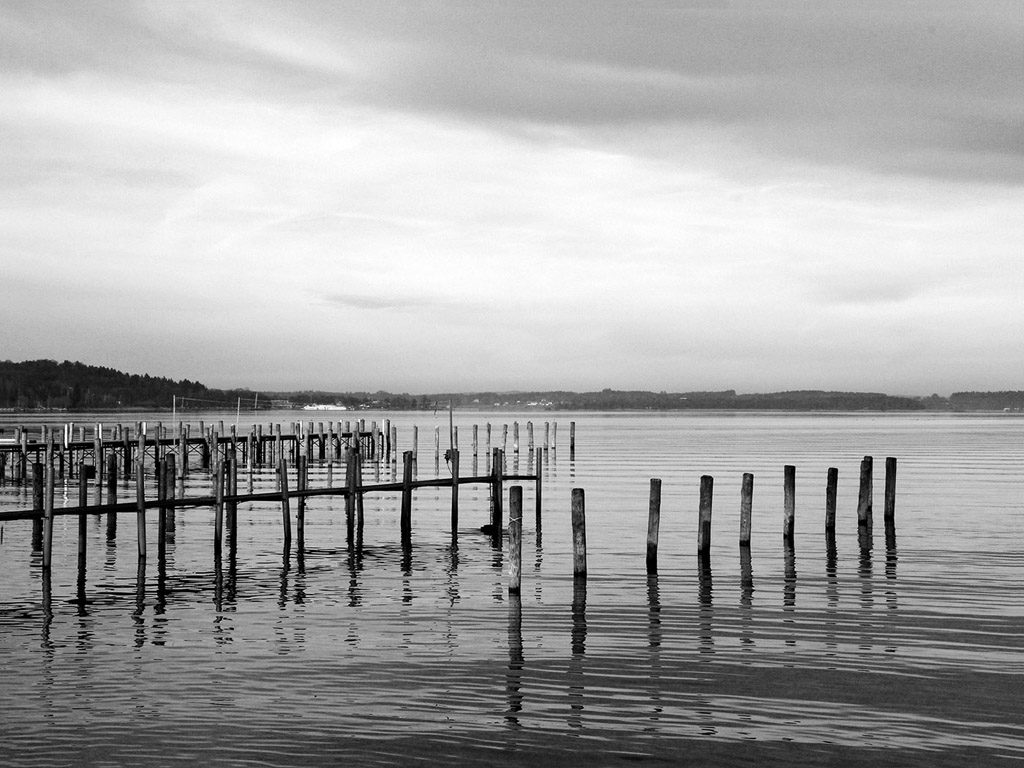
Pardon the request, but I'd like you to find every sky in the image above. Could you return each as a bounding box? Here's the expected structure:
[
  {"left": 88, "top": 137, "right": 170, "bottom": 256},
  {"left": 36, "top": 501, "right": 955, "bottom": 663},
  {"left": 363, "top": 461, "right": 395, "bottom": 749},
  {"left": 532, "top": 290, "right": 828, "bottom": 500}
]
[{"left": 2, "top": 1, "right": 1023, "bottom": 395}]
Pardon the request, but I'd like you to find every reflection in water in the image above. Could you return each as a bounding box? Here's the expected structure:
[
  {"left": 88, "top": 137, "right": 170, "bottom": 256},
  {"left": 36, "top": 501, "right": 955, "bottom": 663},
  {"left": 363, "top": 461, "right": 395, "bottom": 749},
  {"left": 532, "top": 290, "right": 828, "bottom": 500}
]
[
  {"left": 133, "top": 560, "right": 146, "bottom": 649},
  {"left": 783, "top": 545, "right": 796, "bottom": 651},
  {"left": 698, "top": 554, "right": 714, "bottom": 655},
  {"left": 646, "top": 574, "right": 663, "bottom": 731},
  {"left": 740, "top": 547, "right": 755, "bottom": 652},
  {"left": 568, "top": 575, "right": 587, "bottom": 729},
  {"left": 505, "top": 593, "right": 524, "bottom": 728}
]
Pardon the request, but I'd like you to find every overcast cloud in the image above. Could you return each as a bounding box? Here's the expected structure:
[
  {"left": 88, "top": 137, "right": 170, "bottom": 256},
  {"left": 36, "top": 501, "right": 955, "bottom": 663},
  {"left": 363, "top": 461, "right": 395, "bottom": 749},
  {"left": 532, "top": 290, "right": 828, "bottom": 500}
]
[{"left": 2, "top": 1, "right": 1022, "bottom": 394}]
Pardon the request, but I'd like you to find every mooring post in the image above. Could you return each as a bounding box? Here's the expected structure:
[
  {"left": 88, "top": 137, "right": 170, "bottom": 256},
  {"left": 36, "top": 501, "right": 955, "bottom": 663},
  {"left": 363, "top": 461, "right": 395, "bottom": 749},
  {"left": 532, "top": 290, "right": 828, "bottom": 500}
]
[
  {"left": 646, "top": 478, "right": 662, "bottom": 575},
  {"left": 157, "top": 457, "right": 167, "bottom": 559},
  {"left": 449, "top": 448, "right": 459, "bottom": 534},
  {"left": 571, "top": 488, "right": 586, "bottom": 577},
  {"left": 105, "top": 454, "right": 117, "bottom": 539},
  {"left": 509, "top": 485, "right": 523, "bottom": 594},
  {"left": 783, "top": 465, "right": 796, "bottom": 542},
  {"left": 884, "top": 457, "right": 897, "bottom": 524},
  {"left": 31, "top": 462, "right": 43, "bottom": 549},
  {"left": 164, "top": 452, "right": 176, "bottom": 531},
  {"left": 739, "top": 472, "right": 754, "bottom": 546},
  {"left": 345, "top": 446, "right": 356, "bottom": 547},
  {"left": 77, "top": 463, "right": 88, "bottom": 566},
  {"left": 491, "top": 448, "right": 504, "bottom": 541},
  {"left": 296, "top": 455, "right": 306, "bottom": 548},
  {"left": 401, "top": 450, "right": 413, "bottom": 543},
  {"left": 42, "top": 463, "right": 54, "bottom": 570},
  {"left": 278, "top": 457, "right": 291, "bottom": 552},
  {"left": 535, "top": 453, "right": 543, "bottom": 529},
  {"left": 857, "top": 456, "right": 873, "bottom": 528},
  {"left": 135, "top": 461, "right": 147, "bottom": 562},
  {"left": 825, "top": 467, "right": 838, "bottom": 541},
  {"left": 214, "top": 458, "right": 224, "bottom": 561},
  {"left": 698, "top": 475, "right": 714, "bottom": 557},
  {"left": 569, "top": 421, "right": 576, "bottom": 461}
]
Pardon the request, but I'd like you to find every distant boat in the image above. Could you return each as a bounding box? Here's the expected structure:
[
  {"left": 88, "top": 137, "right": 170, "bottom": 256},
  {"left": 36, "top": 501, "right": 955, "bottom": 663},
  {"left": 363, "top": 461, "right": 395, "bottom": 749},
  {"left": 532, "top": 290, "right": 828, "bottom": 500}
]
[{"left": 302, "top": 404, "right": 348, "bottom": 411}]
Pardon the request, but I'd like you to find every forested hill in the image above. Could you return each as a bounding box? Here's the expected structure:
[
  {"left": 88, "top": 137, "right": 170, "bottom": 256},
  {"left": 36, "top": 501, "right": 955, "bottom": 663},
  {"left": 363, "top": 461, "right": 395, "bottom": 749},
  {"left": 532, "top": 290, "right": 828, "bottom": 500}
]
[{"left": 0, "top": 359, "right": 211, "bottom": 409}]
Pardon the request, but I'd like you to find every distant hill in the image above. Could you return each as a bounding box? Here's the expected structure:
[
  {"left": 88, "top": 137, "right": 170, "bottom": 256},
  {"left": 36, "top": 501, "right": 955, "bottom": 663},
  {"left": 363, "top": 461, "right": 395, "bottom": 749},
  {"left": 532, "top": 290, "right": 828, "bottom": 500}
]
[{"left": 2, "top": 359, "right": 1018, "bottom": 412}]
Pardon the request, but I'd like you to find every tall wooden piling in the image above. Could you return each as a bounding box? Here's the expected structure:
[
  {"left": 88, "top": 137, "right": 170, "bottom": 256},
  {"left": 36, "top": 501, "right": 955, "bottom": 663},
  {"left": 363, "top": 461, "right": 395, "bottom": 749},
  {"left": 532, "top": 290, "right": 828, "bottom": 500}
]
[
  {"left": 135, "top": 462, "right": 147, "bottom": 561},
  {"left": 698, "top": 475, "right": 714, "bottom": 557},
  {"left": 345, "top": 445, "right": 357, "bottom": 547},
  {"left": 569, "top": 421, "right": 575, "bottom": 460},
  {"left": 491, "top": 448, "right": 504, "bottom": 542},
  {"left": 740, "top": 472, "right": 754, "bottom": 546},
  {"left": 783, "top": 465, "right": 796, "bottom": 542},
  {"left": 77, "top": 464, "right": 88, "bottom": 565},
  {"left": 42, "top": 463, "right": 54, "bottom": 569},
  {"left": 509, "top": 486, "right": 523, "bottom": 593},
  {"left": 296, "top": 456, "right": 306, "bottom": 547},
  {"left": 213, "top": 459, "right": 224, "bottom": 560},
  {"left": 825, "top": 467, "right": 838, "bottom": 540},
  {"left": 278, "top": 457, "right": 291, "bottom": 551},
  {"left": 857, "top": 456, "right": 873, "bottom": 528},
  {"left": 646, "top": 478, "right": 661, "bottom": 575},
  {"left": 884, "top": 457, "right": 897, "bottom": 524},
  {"left": 31, "top": 462, "right": 43, "bottom": 549},
  {"left": 401, "top": 450, "right": 413, "bottom": 543},
  {"left": 571, "top": 488, "right": 586, "bottom": 577},
  {"left": 106, "top": 454, "right": 117, "bottom": 539},
  {"left": 449, "top": 449, "right": 459, "bottom": 534}
]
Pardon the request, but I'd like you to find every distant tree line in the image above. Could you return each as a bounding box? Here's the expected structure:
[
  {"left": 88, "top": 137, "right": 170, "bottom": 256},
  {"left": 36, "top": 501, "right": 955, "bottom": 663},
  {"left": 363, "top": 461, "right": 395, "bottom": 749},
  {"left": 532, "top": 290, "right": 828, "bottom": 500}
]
[{"left": 3, "top": 359, "right": 1021, "bottom": 412}]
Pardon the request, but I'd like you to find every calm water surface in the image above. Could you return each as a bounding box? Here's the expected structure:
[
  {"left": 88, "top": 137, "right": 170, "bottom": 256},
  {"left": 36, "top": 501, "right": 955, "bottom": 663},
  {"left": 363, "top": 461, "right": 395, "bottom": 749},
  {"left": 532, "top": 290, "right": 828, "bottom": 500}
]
[{"left": 1, "top": 411, "right": 1022, "bottom": 767}]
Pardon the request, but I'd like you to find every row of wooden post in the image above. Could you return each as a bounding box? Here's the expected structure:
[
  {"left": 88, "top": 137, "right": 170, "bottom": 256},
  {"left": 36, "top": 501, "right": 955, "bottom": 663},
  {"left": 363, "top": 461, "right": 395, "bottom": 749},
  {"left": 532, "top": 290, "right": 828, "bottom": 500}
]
[{"left": 644, "top": 456, "right": 897, "bottom": 574}]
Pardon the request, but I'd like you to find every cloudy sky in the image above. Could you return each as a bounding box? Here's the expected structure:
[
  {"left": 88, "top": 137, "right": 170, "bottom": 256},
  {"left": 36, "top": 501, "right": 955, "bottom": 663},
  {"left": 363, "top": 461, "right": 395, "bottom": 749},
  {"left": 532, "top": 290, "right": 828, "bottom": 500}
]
[{"left": 2, "top": 2, "right": 1022, "bottom": 395}]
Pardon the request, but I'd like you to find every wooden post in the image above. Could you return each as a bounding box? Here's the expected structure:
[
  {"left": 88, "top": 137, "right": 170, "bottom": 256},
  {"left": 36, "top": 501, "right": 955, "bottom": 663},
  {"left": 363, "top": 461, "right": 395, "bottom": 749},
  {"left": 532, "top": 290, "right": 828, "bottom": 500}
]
[
  {"left": 513, "top": 422, "right": 519, "bottom": 454},
  {"left": 106, "top": 454, "right": 117, "bottom": 539},
  {"left": 213, "top": 458, "right": 224, "bottom": 561},
  {"left": 739, "top": 472, "right": 753, "bottom": 546},
  {"left": 401, "top": 450, "right": 413, "bottom": 543},
  {"left": 42, "top": 463, "right": 54, "bottom": 569},
  {"left": 884, "top": 457, "right": 897, "bottom": 524},
  {"left": 278, "top": 457, "right": 291, "bottom": 551},
  {"left": 491, "top": 448, "right": 504, "bottom": 541},
  {"left": 31, "top": 462, "right": 43, "bottom": 549},
  {"left": 571, "top": 488, "right": 586, "bottom": 577},
  {"left": 164, "top": 453, "right": 176, "bottom": 532},
  {"left": 345, "top": 446, "right": 356, "bottom": 547},
  {"left": 569, "top": 421, "right": 576, "bottom": 460},
  {"left": 783, "top": 465, "right": 796, "bottom": 542},
  {"left": 135, "top": 461, "right": 147, "bottom": 561},
  {"left": 857, "top": 456, "right": 873, "bottom": 528},
  {"left": 472, "top": 424, "right": 479, "bottom": 458},
  {"left": 157, "top": 458, "right": 167, "bottom": 558},
  {"left": 535, "top": 452, "right": 543, "bottom": 528},
  {"left": 646, "top": 478, "right": 661, "bottom": 575},
  {"left": 509, "top": 485, "right": 523, "bottom": 593},
  {"left": 450, "top": 448, "right": 460, "bottom": 534},
  {"left": 698, "top": 475, "right": 713, "bottom": 556},
  {"left": 825, "top": 467, "right": 838, "bottom": 539},
  {"left": 78, "top": 463, "right": 88, "bottom": 565},
  {"left": 296, "top": 455, "right": 306, "bottom": 548}
]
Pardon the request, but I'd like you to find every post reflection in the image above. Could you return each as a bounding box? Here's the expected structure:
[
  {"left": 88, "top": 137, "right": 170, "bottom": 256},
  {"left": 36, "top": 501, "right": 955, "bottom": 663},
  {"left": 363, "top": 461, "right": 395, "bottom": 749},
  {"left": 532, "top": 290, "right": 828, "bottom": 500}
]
[
  {"left": 739, "top": 547, "right": 755, "bottom": 651},
  {"left": 505, "top": 592, "right": 524, "bottom": 728},
  {"left": 697, "top": 554, "right": 714, "bottom": 655},
  {"left": 445, "top": 539, "right": 460, "bottom": 607},
  {"left": 783, "top": 545, "right": 796, "bottom": 651},
  {"left": 646, "top": 574, "right": 663, "bottom": 730},
  {"left": 133, "top": 559, "right": 146, "bottom": 648},
  {"left": 567, "top": 575, "right": 587, "bottom": 729}
]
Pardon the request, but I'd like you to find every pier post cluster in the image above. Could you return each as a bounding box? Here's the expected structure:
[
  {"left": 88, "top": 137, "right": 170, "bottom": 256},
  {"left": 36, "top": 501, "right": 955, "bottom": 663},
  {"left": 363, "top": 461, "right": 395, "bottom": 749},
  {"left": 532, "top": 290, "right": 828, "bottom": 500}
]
[
  {"left": 0, "top": 418, "right": 567, "bottom": 582},
  {"left": 641, "top": 456, "right": 897, "bottom": 574}
]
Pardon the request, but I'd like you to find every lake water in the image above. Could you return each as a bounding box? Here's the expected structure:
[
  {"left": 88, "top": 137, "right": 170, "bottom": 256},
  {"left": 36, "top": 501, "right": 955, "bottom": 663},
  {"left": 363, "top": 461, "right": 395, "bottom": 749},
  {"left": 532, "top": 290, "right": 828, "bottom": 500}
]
[{"left": 1, "top": 410, "right": 1022, "bottom": 767}]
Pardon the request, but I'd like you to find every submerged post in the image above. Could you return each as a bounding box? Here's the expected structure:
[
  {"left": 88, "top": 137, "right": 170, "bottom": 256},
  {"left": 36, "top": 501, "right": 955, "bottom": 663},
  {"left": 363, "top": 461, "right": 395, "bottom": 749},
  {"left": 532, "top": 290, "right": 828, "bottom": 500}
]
[
  {"left": 884, "top": 457, "right": 897, "bottom": 525},
  {"left": 571, "top": 488, "right": 586, "bottom": 577},
  {"left": 401, "top": 450, "right": 413, "bottom": 543},
  {"left": 825, "top": 467, "right": 838, "bottom": 541},
  {"left": 783, "top": 465, "right": 796, "bottom": 542},
  {"left": 698, "top": 475, "right": 714, "bottom": 557},
  {"left": 739, "top": 472, "right": 754, "bottom": 546},
  {"left": 646, "top": 478, "right": 661, "bottom": 575},
  {"left": 509, "top": 485, "right": 523, "bottom": 593},
  {"left": 857, "top": 456, "right": 873, "bottom": 528}
]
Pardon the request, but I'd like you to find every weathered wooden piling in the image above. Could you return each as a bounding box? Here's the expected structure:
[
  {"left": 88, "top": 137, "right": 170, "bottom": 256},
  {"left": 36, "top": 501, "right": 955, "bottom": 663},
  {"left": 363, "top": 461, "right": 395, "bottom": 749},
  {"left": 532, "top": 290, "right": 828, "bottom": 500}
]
[
  {"left": 135, "top": 462, "right": 146, "bottom": 561},
  {"left": 857, "top": 456, "right": 873, "bottom": 528},
  {"left": 740, "top": 472, "right": 754, "bottom": 546},
  {"left": 571, "top": 488, "right": 587, "bottom": 577},
  {"left": 783, "top": 465, "right": 796, "bottom": 542},
  {"left": 278, "top": 457, "right": 291, "bottom": 551},
  {"left": 213, "top": 458, "right": 224, "bottom": 560},
  {"left": 646, "top": 478, "right": 661, "bottom": 575},
  {"left": 296, "top": 455, "right": 307, "bottom": 546},
  {"left": 401, "top": 450, "right": 413, "bottom": 543},
  {"left": 42, "top": 464, "right": 54, "bottom": 568},
  {"left": 825, "top": 467, "right": 838, "bottom": 540},
  {"left": 31, "top": 462, "right": 43, "bottom": 548},
  {"left": 77, "top": 464, "right": 88, "bottom": 564},
  {"left": 509, "top": 485, "right": 523, "bottom": 593},
  {"left": 449, "top": 448, "right": 460, "bottom": 534},
  {"left": 884, "top": 457, "right": 897, "bottom": 524},
  {"left": 698, "top": 475, "right": 714, "bottom": 557},
  {"left": 345, "top": 445, "right": 357, "bottom": 547},
  {"left": 491, "top": 448, "right": 504, "bottom": 542}
]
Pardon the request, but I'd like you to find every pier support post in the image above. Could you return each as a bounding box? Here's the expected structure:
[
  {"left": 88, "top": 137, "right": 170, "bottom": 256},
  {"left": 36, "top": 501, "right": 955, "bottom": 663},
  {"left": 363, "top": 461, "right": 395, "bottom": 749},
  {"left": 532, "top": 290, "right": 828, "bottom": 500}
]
[
  {"left": 825, "top": 467, "right": 838, "bottom": 543},
  {"left": 740, "top": 472, "right": 753, "bottom": 546},
  {"left": 509, "top": 486, "right": 523, "bottom": 593},
  {"left": 783, "top": 465, "right": 796, "bottom": 542},
  {"left": 278, "top": 457, "right": 291, "bottom": 552},
  {"left": 450, "top": 449, "right": 459, "bottom": 534},
  {"left": 646, "top": 478, "right": 661, "bottom": 575},
  {"left": 857, "top": 456, "right": 873, "bottom": 528},
  {"left": 571, "top": 488, "right": 586, "bottom": 577},
  {"left": 401, "top": 450, "right": 413, "bottom": 544},
  {"left": 698, "top": 475, "right": 713, "bottom": 557}
]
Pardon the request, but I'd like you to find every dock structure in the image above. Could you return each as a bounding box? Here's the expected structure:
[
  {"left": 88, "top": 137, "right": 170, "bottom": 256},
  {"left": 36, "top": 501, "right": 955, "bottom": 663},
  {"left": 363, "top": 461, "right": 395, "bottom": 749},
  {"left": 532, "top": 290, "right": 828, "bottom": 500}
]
[{"left": 0, "top": 418, "right": 553, "bottom": 578}]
